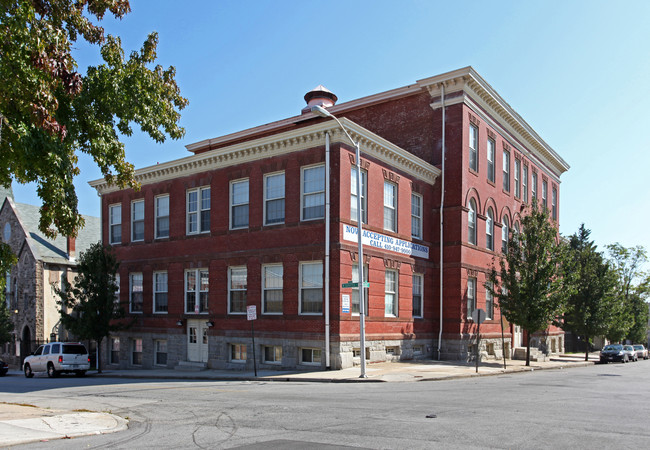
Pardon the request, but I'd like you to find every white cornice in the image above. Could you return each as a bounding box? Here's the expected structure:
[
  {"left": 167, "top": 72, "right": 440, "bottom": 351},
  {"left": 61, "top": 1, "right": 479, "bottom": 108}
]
[
  {"left": 89, "top": 120, "right": 440, "bottom": 194},
  {"left": 418, "top": 67, "right": 570, "bottom": 177}
]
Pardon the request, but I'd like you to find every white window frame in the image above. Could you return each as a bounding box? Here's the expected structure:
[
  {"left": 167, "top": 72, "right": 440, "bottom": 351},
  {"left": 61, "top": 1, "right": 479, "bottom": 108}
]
[
  {"left": 110, "top": 337, "right": 120, "bottom": 364},
  {"left": 542, "top": 180, "right": 548, "bottom": 209},
  {"left": 514, "top": 158, "right": 521, "bottom": 198},
  {"left": 262, "top": 264, "right": 283, "bottom": 315},
  {"left": 487, "top": 138, "right": 495, "bottom": 182},
  {"left": 299, "top": 261, "right": 323, "bottom": 315},
  {"left": 351, "top": 167, "right": 367, "bottom": 224},
  {"left": 467, "top": 277, "right": 476, "bottom": 319},
  {"left": 153, "top": 271, "right": 168, "bottom": 314},
  {"left": 412, "top": 273, "right": 423, "bottom": 318},
  {"left": 131, "top": 338, "right": 143, "bottom": 365},
  {"left": 301, "top": 164, "right": 325, "bottom": 221},
  {"left": 129, "top": 273, "right": 143, "bottom": 313},
  {"left": 109, "top": 203, "right": 122, "bottom": 245},
  {"left": 468, "top": 199, "right": 477, "bottom": 245},
  {"left": 184, "top": 268, "right": 209, "bottom": 314},
  {"left": 411, "top": 193, "right": 422, "bottom": 240},
  {"left": 113, "top": 273, "right": 120, "bottom": 306},
  {"left": 501, "top": 215, "right": 509, "bottom": 254},
  {"left": 228, "top": 266, "right": 247, "bottom": 314},
  {"left": 131, "top": 199, "right": 144, "bottom": 242},
  {"left": 154, "top": 339, "right": 168, "bottom": 366},
  {"left": 155, "top": 194, "right": 170, "bottom": 239},
  {"left": 384, "top": 269, "right": 398, "bottom": 317},
  {"left": 522, "top": 165, "right": 529, "bottom": 203},
  {"left": 263, "top": 345, "right": 282, "bottom": 364},
  {"left": 552, "top": 186, "right": 558, "bottom": 221},
  {"left": 383, "top": 181, "right": 397, "bottom": 232},
  {"left": 503, "top": 150, "right": 510, "bottom": 193},
  {"left": 231, "top": 343, "right": 247, "bottom": 362},
  {"left": 300, "top": 347, "right": 322, "bottom": 365},
  {"left": 469, "top": 124, "right": 478, "bottom": 172},
  {"left": 264, "top": 171, "right": 285, "bottom": 226},
  {"left": 531, "top": 171, "right": 538, "bottom": 200},
  {"left": 186, "top": 186, "right": 211, "bottom": 235},
  {"left": 486, "top": 208, "right": 494, "bottom": 251},
  {"left": 230, "top": 179, "right": 249, "bottom": 230}
]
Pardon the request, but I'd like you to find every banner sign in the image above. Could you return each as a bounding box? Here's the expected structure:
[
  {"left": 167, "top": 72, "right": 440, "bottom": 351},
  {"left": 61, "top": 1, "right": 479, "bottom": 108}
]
[{"left": 342, "top": 225, "right": 429, "bottom": 259}]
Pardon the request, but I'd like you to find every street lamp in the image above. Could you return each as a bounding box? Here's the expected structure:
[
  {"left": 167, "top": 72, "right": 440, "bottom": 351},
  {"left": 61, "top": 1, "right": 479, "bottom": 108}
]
[{"left": 311, "top": 105, "right": 367, "bottom": 378}]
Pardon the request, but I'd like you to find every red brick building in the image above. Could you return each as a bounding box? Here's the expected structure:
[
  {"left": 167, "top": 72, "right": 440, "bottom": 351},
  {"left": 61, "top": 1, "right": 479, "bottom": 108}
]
[{"left": 90, "top": 67, "right": 569, "bottom": 370}]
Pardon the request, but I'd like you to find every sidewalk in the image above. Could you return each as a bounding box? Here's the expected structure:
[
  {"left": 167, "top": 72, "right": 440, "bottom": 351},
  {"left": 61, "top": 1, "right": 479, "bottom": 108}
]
[{"left": 0, "top": 353, "right": 599, "bottom": 447}]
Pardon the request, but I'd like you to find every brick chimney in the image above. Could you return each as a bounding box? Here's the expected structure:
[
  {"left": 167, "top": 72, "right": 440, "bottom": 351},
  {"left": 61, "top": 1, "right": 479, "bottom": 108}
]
[{"left": 67, "top": 236, "right": 76, "bottom": 261}]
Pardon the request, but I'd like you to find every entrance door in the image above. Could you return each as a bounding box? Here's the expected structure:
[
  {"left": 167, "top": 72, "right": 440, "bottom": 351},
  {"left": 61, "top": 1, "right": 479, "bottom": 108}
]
[
  {"left": 514, "top": 325, "right": 523, "bottom": 347},
  {"left": 187, "top": 320, "right": 209, "bottom": 363}
]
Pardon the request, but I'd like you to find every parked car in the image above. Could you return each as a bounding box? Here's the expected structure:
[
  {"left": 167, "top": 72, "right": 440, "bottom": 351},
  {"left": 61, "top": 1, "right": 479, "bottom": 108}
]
[
  {"left": 633, "top": 344, "right": 648, "bottom": 360},
  {"left": 623, "top": 345, "right": 638, "bottom": 362},
  {"left": 23, "top": 342, "right": 90, "bottom": 378},
  {"left": 600, "top": 344, "right": 631, "bottom": 363},
  {"left": 0, "top": 359, "right": 8, "bottom": 376}
]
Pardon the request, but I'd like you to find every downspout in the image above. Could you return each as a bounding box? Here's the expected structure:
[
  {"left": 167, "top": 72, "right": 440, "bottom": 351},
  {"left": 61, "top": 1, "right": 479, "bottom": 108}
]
[
  {"left": 437, "top": 83, "right": 445, "bottom": 361},
  {"left": 325, "top": 131, "right": 331, "bottom": 369}
]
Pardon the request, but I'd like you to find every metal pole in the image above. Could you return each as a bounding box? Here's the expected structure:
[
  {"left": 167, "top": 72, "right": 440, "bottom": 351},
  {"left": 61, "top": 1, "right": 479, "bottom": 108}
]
[
  {"left": 251, "top": 320, "right": 257, "bottom": 377},
  {"left": 355, "top": 142, "right": 367, "bottom": 379}
]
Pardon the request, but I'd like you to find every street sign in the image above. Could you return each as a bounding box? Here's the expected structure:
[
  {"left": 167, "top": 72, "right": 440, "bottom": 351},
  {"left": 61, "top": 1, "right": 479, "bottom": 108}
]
[
  {"left": 471, "top": 308, "right": 487, "bottom": 325},
  {"left": 247, "top": 305, "right": 257, "bottom": 321},
  {"left": 342, "top": 281, "right": 370, "bottom": 288}
]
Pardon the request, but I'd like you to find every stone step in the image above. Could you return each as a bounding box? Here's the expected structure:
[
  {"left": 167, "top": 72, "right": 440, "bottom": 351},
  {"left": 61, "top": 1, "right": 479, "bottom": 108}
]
[
  {"left": 513, "top": 347, "right": 547, "bottom": 362},
  {"left": 175, "top": 361, "right": 208, "bottom": 371}
]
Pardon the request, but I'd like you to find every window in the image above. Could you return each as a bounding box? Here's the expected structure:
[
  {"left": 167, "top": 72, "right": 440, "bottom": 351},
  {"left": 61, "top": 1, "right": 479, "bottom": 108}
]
[
  {"left": 467, "top": 277, "right": 476, "bottom": 319},
  {"left": 114, "top": 274, "right": 120, "bottom": 306},
  {"left": 110, "top": 337, "right": 120, "bottom": 364},
  {"left": 412, "top": 273, "right": 423, "bottom": 318},
  {"left": 264, "top": 172, "right": 285, "bottom": 225},
  {"left": 185, "top": 269, "right": 209, "bottom": 314},
  {"left": 468, "top": 199, "right": 477, "bottom": 245},
  {"left": 153, "top": 271, "right": 168, "bottom": 313},
  {"left": 514, "top": 159, "right": 521, "bottom": 198},
  {"left": 300, "top": 261, "right": 323, "bottom": 314},
  {"left": 109, "top": 204, "right": 121, "bottom": 244},
  {"left": 229, "top": 266, "right": 247, "bottom": 314},
  {"left": 487, "top": 138, "right": 495, "bottom": 182},
  {"left": 522, "top": 165, "right": 529, "bottom": 203},
  {"left": 302, "top": 165, "right": 325, "bottom": 220},
  {"left": 263, "top": 346, "right": 282, "bottom": 364},
  {"left": 469, "top": 124, "right": 478, "bottom": 172},
  {"left": 132, "top": 338, "right": 142, "bottom": 365},
  {"left": 486, "top": 208, "right": 494, "bottom": 251},
  {"left": 262, "top": 265, "right": 282, "bottom": 314},
  {"left": 531, "top": 171, "right": 538, "bottom": 200},
  {"left": 187, "top": 187, "right": 210, "bottom": 234},
  {"left": 542, "top": 180, "right": 548, "bottom": 209},
  {"left": 155, "top": 195, "right": 170, "bottom": 239},
  {"left": 300, "top": 348, "right": 322, "bottom": 365},
  {"left": 501, "top": 215, "right": 509, "bottom": 254},
  {"left": 351, "top": 263, "right": 368, "bottom": 315},
  {"left": 383, "top": 181, "right": 397, "bottom": 232},
  {"left": 129, "top": 273, "right": 143, "bottom": 313},
  {"left": 385, "top": 269, "right": 398, "bottom": 317},
  {"left": 350, "top": 168, "right": 367, "bottom": 223},
  {"left": 231, "top": 343, "right": 246, "bottom": 362},
  {"left": 155, "top": 340, "right": 167, "bottom": 366},
  {"left": 503, "top": 150, "right": 510, "bottom": 192},
  {"left": 552, "top": 186, "right": 557, "bottom": 221},
  {"left": 230, "top": 179, "right": 249, "bottom": 229},
  {"left": 411, "top": 193, "right": 422, "bottom": 239},
  {"left": 131, "top": 200, "right": 144, "bottom": 241},
  {"left": 485, "top": 283, "right": 494, "bottom": 320}
]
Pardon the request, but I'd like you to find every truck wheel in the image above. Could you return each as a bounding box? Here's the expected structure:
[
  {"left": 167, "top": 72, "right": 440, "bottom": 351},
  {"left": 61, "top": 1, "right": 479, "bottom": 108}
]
[
  {"left": 47, "top": 363, "right": 59, "bottom": 378},
  {"left": 24, "top": 364, "right": 34, "bottom": 378},
  {"left": 75, "top": 370, "right": 86, "bottom": 377}
]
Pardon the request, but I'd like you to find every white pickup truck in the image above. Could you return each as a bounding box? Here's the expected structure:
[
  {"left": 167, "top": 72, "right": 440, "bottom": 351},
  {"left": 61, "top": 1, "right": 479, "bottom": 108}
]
[{"left": 23, "top": 342, "right": 90, "bottom": 378}]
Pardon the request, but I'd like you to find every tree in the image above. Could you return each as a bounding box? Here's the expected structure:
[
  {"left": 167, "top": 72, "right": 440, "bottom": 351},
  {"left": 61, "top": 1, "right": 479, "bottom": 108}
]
[
  {"left": 0, "top": 0, "right": 188, "bottom": 240},
  {"left": 607, "top": 244, "right": 649, "bottom": 344},
  {"left": 56, "top": 242, "right": 127, "bottom": 373},
  {"left": 562, "top": 225, "right": 619, "bottom": 360},
  {"left": 487, "top": 199, "right": 571, "bottom": 366}
]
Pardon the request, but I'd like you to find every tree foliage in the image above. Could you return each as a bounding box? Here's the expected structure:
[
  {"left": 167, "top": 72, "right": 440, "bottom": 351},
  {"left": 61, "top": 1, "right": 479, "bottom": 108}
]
[
  {"left": 56, "top": 242, "right": 127, "bottom": 372},
  {"left": 0, "top": 0, "right": 188, "bottom": 238},
  {"left": 487, "top": 199, "right": 571, "bottom": 366},
  {"left": 562, "top": 225, "right": 619, "bottom": 360}
]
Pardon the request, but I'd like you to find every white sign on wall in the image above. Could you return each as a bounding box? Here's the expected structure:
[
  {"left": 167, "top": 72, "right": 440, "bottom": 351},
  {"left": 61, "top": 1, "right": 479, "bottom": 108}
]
[
  {"left": 342, "top": 225, "right": 429, "bottom": 259},
  {"left": 341, "top": 294, "right": 350, "bottom": 313},
  {"left": 247, "top": 305, "right": 257, "bottom": 321}
]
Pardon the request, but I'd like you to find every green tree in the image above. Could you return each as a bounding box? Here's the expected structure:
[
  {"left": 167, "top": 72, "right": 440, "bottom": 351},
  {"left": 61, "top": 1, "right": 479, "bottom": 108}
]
[
  {"left": 0, "top": 0, "right": 188, "bottom": 239},
  {"left": 487, "top": 199, "right": 571, "bottom": 366},
  {"left": 607, "top": 244, "right": 649, "bottom": 343},
  {"left": 56, "top": 242, "right": 127, "bottom": 373},
  {"left": 562, "top": 225, "right": 618, "bottom": 360}
]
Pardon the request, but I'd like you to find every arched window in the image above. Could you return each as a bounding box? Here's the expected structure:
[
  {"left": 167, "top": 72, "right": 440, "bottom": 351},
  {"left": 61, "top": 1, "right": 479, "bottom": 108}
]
[
  {"left": 468, "top": 199, "right": 477, "bottom": 245},
  {"left": 501, "top": 215, "right": 509, "bottom": 253},
  {"left": 486, "top": 207, "right": 494, "bottom": 251}
]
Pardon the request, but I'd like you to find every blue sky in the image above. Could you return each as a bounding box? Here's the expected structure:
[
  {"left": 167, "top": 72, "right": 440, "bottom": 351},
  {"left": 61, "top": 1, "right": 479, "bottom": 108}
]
[{"left": 12, "top": 0, "right": 650, "bottom": 257}]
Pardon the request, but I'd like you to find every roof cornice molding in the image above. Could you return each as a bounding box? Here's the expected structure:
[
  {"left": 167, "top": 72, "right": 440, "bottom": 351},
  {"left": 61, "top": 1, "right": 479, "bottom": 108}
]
[
  {"left": 90, "top": 120, "right": 440, "bottom": 194},
  {"left": 418, "top": 67, "right": 570, "bottom": 176}
]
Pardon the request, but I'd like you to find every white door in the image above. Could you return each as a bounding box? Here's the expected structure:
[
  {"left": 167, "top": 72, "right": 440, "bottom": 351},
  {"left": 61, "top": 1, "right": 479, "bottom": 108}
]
[
  {"left": 514, "top": 325, "right": 523, "bottom": 347},
  {"left": 187, "top": 320, "right": 209, "bottom": 363}
]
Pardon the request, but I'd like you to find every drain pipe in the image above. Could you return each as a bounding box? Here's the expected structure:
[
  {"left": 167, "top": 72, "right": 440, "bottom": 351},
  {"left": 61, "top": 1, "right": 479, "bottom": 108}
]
[
  {"left": 437, "top": 83, "right": 446, "bottom": 361},
  {"left": 325, "top": 131, "right": 331, "bottom": 369}
]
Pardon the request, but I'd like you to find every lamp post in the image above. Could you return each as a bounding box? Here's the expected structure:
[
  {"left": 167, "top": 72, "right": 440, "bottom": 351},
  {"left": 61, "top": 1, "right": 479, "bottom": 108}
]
[{"left": 311, "top": 105, "right": 367, "bottom": 378}]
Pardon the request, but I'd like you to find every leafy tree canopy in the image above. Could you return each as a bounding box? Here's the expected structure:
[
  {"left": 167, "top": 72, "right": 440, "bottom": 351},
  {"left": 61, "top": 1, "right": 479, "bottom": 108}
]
[{"left": 0, "top": 0, "right": 188, "bottom": 239}]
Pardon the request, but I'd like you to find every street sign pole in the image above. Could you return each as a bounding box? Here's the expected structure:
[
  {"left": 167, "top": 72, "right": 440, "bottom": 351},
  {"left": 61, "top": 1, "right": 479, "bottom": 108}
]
[
  {"left": 247, "top": 305, "right": 257, "bottom": 377},
  {"left": 471, "top": 308, "right": 486, "bottom": 374}
]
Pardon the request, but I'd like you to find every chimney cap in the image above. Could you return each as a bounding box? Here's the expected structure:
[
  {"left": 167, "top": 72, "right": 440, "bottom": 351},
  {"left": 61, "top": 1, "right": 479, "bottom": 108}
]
[{"left": 304, "top": 85, "right": 338, "bottom": 104}]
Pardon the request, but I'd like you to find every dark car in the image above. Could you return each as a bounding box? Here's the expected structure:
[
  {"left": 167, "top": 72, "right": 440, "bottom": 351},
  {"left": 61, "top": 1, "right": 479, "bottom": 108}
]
[
  {"left": 0, "top": 359, "right": 8, "bottom": 376},
  {"left": 600, "top": 344, "right": 630, "bottom": 363},
  {"left": 633, "top": 345, "right": 648, "bottom": 360}
]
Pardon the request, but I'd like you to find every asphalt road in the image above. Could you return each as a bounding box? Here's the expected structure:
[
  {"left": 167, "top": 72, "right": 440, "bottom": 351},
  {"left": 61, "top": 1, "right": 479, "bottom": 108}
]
[{"left": 2, "top": 360, "right": 649, "bottom": 449}]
